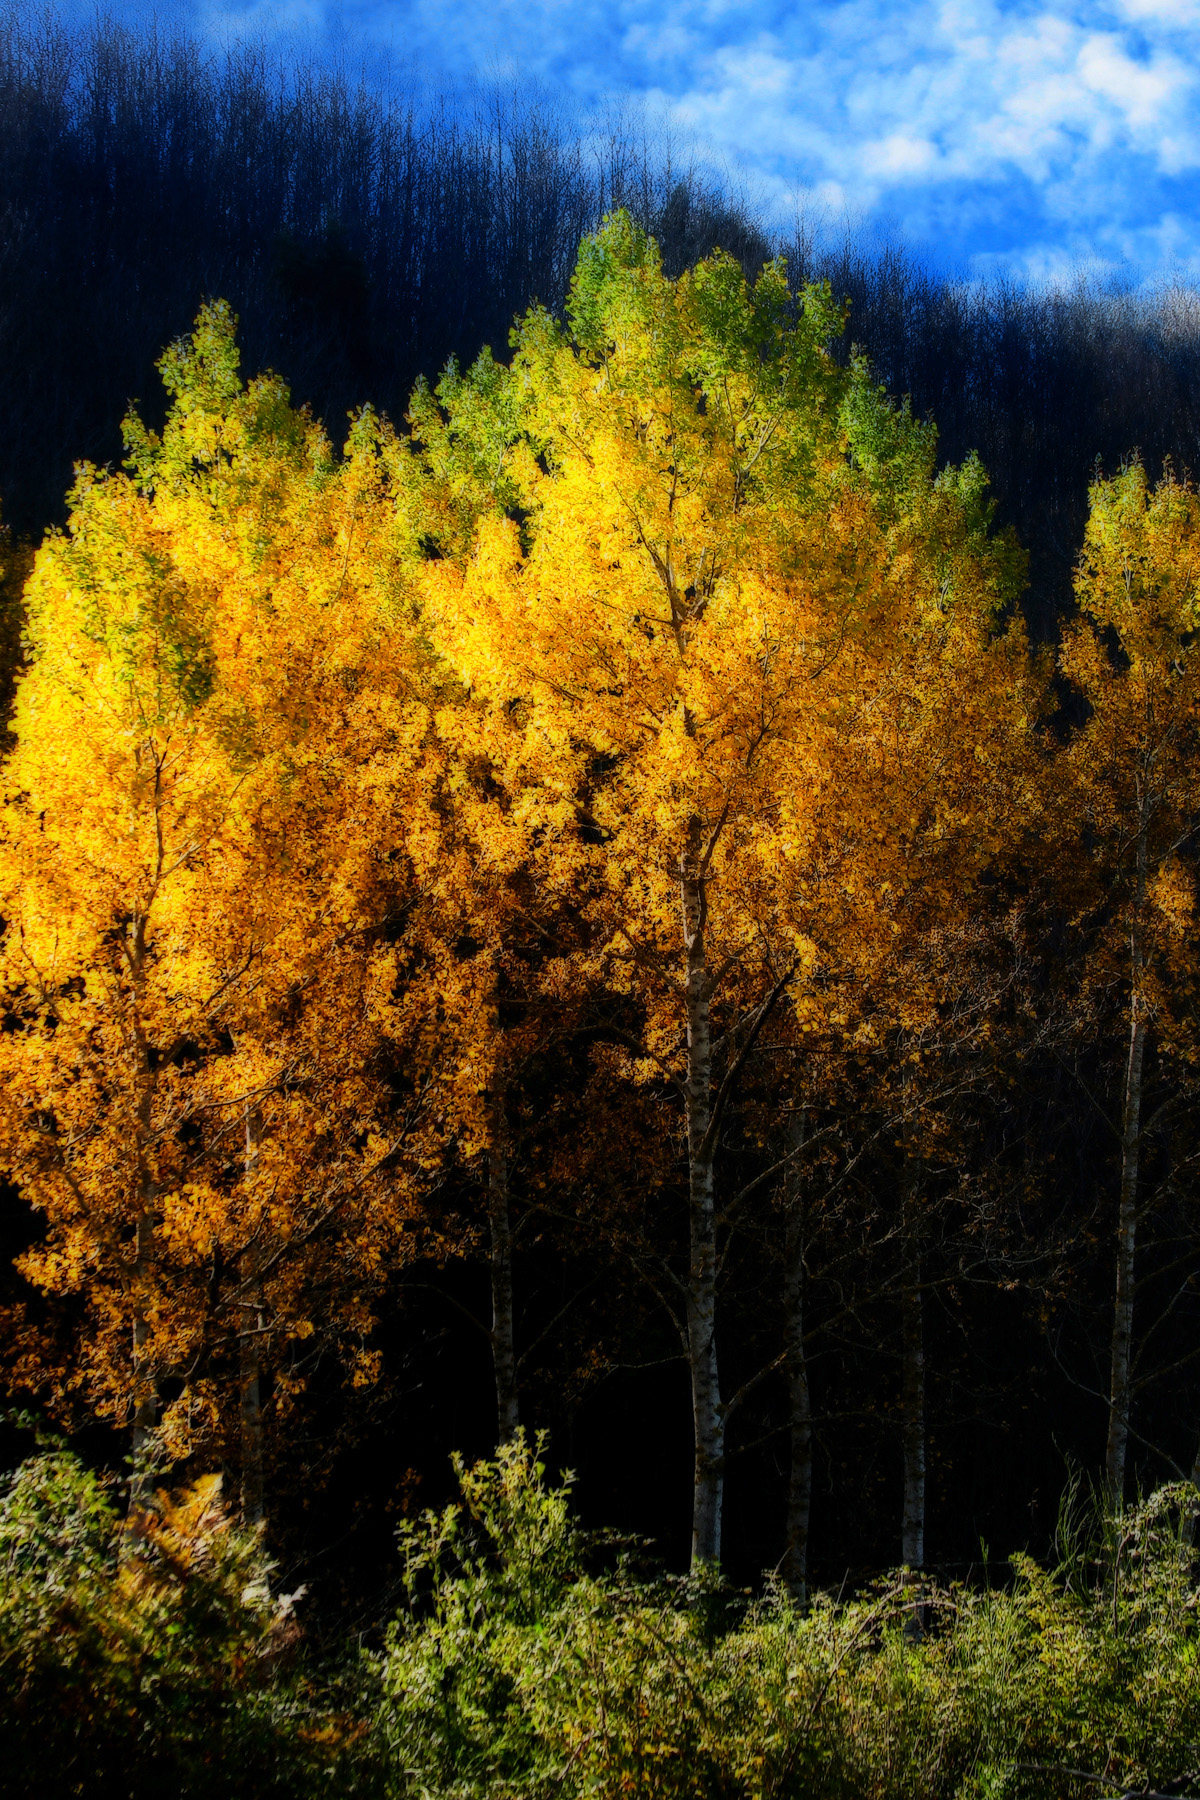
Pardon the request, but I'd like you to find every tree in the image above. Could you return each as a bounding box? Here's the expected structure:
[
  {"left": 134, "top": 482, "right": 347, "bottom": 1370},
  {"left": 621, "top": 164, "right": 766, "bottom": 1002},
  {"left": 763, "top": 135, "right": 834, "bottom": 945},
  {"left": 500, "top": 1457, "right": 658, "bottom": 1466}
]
[
  {"left": 1060, "top": 462, "right": 1200, "bottom": 1503},
  {"left": 420, "top": 214, "right": 1030, "bottom": 1566},
  {"left": 0, "top": 304, "right": 451, "bottom": 1510}
]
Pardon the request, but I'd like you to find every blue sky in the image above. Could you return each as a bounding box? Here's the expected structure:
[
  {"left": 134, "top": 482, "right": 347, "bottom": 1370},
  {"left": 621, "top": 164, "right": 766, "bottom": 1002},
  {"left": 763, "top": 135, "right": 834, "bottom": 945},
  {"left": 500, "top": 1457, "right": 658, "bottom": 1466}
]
[{"left": 72, "top": 0, "right": 1200, "bottom": 279}]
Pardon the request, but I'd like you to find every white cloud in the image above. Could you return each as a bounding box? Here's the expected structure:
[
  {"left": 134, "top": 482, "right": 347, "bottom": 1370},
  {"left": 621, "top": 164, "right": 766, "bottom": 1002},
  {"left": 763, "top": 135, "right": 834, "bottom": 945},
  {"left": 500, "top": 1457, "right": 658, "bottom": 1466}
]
[
  {"left": 86, "top": 0, "right": 1200, "bottom": 277},
  {"left": 1112, "top": 0, "right": 1200, "bottom": 23},
  {"left": 1076, "top": 34, "right": 1185, "bottom": 131},
  {"left": 197, "top": 0, "right": 327, "bottom": 45},
  {"left": 617, "top": 0, "right": 1200, "bottom": 270},
  {"left": 860, "top": 135, "right": 940, "bottom": 180}
]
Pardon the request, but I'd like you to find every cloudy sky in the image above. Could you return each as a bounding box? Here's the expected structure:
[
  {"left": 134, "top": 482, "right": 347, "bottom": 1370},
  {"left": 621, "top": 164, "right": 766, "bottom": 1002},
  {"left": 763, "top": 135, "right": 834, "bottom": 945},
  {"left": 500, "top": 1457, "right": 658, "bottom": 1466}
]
[{"left": 84, "top": 0, "right": 1200, "bottom": 278}]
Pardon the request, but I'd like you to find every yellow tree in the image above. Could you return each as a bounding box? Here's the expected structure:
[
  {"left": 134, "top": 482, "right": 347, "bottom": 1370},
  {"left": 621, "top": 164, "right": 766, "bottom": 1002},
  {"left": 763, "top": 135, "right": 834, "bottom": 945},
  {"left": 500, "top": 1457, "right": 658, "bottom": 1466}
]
[
  {"left": 420, "top": 215, "right": 1031, "bottom": 1565},
  {"left": 407, "top": 348, "right": 621, "bottom": 1448},
  {"left": 0, "top": 305, "right": 452, "bottom": 1512},
  {"left": 1061, "top": 462, "right": 1200, "bottom": 1503}
]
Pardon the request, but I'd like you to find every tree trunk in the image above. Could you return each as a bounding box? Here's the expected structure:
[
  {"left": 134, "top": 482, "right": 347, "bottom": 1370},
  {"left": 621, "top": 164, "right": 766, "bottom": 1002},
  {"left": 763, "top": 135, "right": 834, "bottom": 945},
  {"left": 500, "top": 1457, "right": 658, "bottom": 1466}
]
[
  {"left": 1184, "top": 1437, "right": 1200, "bottom": 1547},
  {"left": 682, "top": 816, "right": 724, "bottom": 1568},
  {"left": 129, "top": 978, "right": 158, "bottom": 1521},
  {"left": 488, "top": 1072, "right": 520, "bottom": 1444},
  {"left": 129, "top": 1211, "right": 157, "bottom": 1512},
  {"left": 124, "top": 850, "right": 161, "bottom": 1533},
  {"left": 900, "top": 1251, "right": 925, "bottom": 1570},
  {"left": 239, "top": 1107, "right": 265, "bottom": 1528},
  {"left": 1106, "top": 796, "right": 1149, "bottom": 1507},
  {"left": 782, "top": 1108, "right": 811, "bottom": 1603},
  {"left": 239, "top": 1272, "right": 264, "bottom": 1526},
  {"left": 900, "top": 1113, "right": 925, "bottom": 1571}
]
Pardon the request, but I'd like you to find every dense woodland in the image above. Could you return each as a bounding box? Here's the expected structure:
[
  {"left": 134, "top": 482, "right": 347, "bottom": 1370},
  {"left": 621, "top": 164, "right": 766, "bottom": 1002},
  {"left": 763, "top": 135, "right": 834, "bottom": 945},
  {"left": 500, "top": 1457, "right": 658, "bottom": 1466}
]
[{"left": 3, "top": 13, "right": 1200, "bottom": 1797}]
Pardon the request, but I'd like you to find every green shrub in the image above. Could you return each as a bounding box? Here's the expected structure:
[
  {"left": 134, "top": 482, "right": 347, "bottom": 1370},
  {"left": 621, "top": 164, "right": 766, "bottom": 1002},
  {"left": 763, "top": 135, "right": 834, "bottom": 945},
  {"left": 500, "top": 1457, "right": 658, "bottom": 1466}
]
[
  {"left": 378, "top": 1439, "right": 1200, "bottom": 1800},
  {"left": 0, "top": 1446, "right": 378, "bottom": 1800},
  {"left": 4, "top": 1438, "right": 1198, "bottom": 1799}
]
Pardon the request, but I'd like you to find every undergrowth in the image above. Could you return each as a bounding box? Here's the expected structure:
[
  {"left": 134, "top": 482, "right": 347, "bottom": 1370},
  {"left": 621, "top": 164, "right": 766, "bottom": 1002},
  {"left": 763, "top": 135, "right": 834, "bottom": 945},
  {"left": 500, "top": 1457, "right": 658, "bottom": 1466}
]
[{"left": 3, "top": 1435, "right": 1198, "bottom": 1798}]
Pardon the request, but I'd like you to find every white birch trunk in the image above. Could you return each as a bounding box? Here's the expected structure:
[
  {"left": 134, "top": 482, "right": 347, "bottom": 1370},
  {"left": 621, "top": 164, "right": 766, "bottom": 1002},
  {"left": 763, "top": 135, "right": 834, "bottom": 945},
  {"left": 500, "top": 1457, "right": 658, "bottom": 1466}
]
[
  {"left": 240, "top": 1107, "right": 265, "bottom": 1527},
  {"left": 682, "top": 816, "right": 724, "bottom": 1568},
  {"left": 900, "top": 1106, "right": 925, "bottom": 1572},
  {"left": 129, "top": 1211, "right": 157, "bottom": 1513},
  {"left": 1106, "top": 791, "right": 1149, "bottom": 1506},
  {"left": 488, "top": 1072, "right": 520, "bottom": 1444},
  {"left": 128, "top": 911, "right": 157, "bottom": 1520},
  {"left": 900, "top": 1245, "right": 925, "bottom": 1570},
  {"left": 782, "top": 1108, "right": 811, "bottom": 1602},
  {"left": 1184, "top": 1438, "right": 1200, "bottom": 1547},
  {"left": 125, "top": 774, "right": 171, "bottom": 1532}
]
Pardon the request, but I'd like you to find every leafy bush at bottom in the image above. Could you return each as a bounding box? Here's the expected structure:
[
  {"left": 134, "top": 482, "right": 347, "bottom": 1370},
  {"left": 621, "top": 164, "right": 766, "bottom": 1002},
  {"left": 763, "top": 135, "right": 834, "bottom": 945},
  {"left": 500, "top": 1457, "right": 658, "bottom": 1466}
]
[
  {"left": 0, "top": 1448, "right": 376, "bottom": 1799},
  {"left": 4, "top": 1437, "right": 1198, "bottom": 1799},
  {"left": 379, "top": 1439, "right": 1200, "bottom": 1800}
]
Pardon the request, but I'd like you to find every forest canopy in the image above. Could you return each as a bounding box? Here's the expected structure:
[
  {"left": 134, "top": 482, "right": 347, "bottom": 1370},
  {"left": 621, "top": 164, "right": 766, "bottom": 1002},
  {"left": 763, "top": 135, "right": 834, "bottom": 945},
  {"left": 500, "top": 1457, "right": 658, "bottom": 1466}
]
[{"left": 2, "top": 207, "right": 1197, "bottom": 1587}]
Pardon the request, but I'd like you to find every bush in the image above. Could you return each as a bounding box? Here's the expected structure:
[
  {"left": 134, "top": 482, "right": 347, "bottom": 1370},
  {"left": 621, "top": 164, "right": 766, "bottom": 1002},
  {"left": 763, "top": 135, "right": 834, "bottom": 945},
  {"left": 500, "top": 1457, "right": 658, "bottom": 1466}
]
[
  {"left": 5, "top": 1438, "right": 1198, "bottom": 1797},
  {"left": 0, "top": 1446, "right": 378, "bottom": 1799},
  {"left": 378, "top": 1439, "right": 1200, "bottom": 1799}
]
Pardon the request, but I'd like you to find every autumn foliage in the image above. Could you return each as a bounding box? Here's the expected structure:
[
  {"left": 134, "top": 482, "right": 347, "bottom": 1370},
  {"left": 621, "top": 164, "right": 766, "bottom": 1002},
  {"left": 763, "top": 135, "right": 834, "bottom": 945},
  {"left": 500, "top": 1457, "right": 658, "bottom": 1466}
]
[
  {"left": 0, "top": 302, "right": 456, "bottom": 1485},
  {"left": 1, "top": 214, "right": 1199, "bottom": 1732}
]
